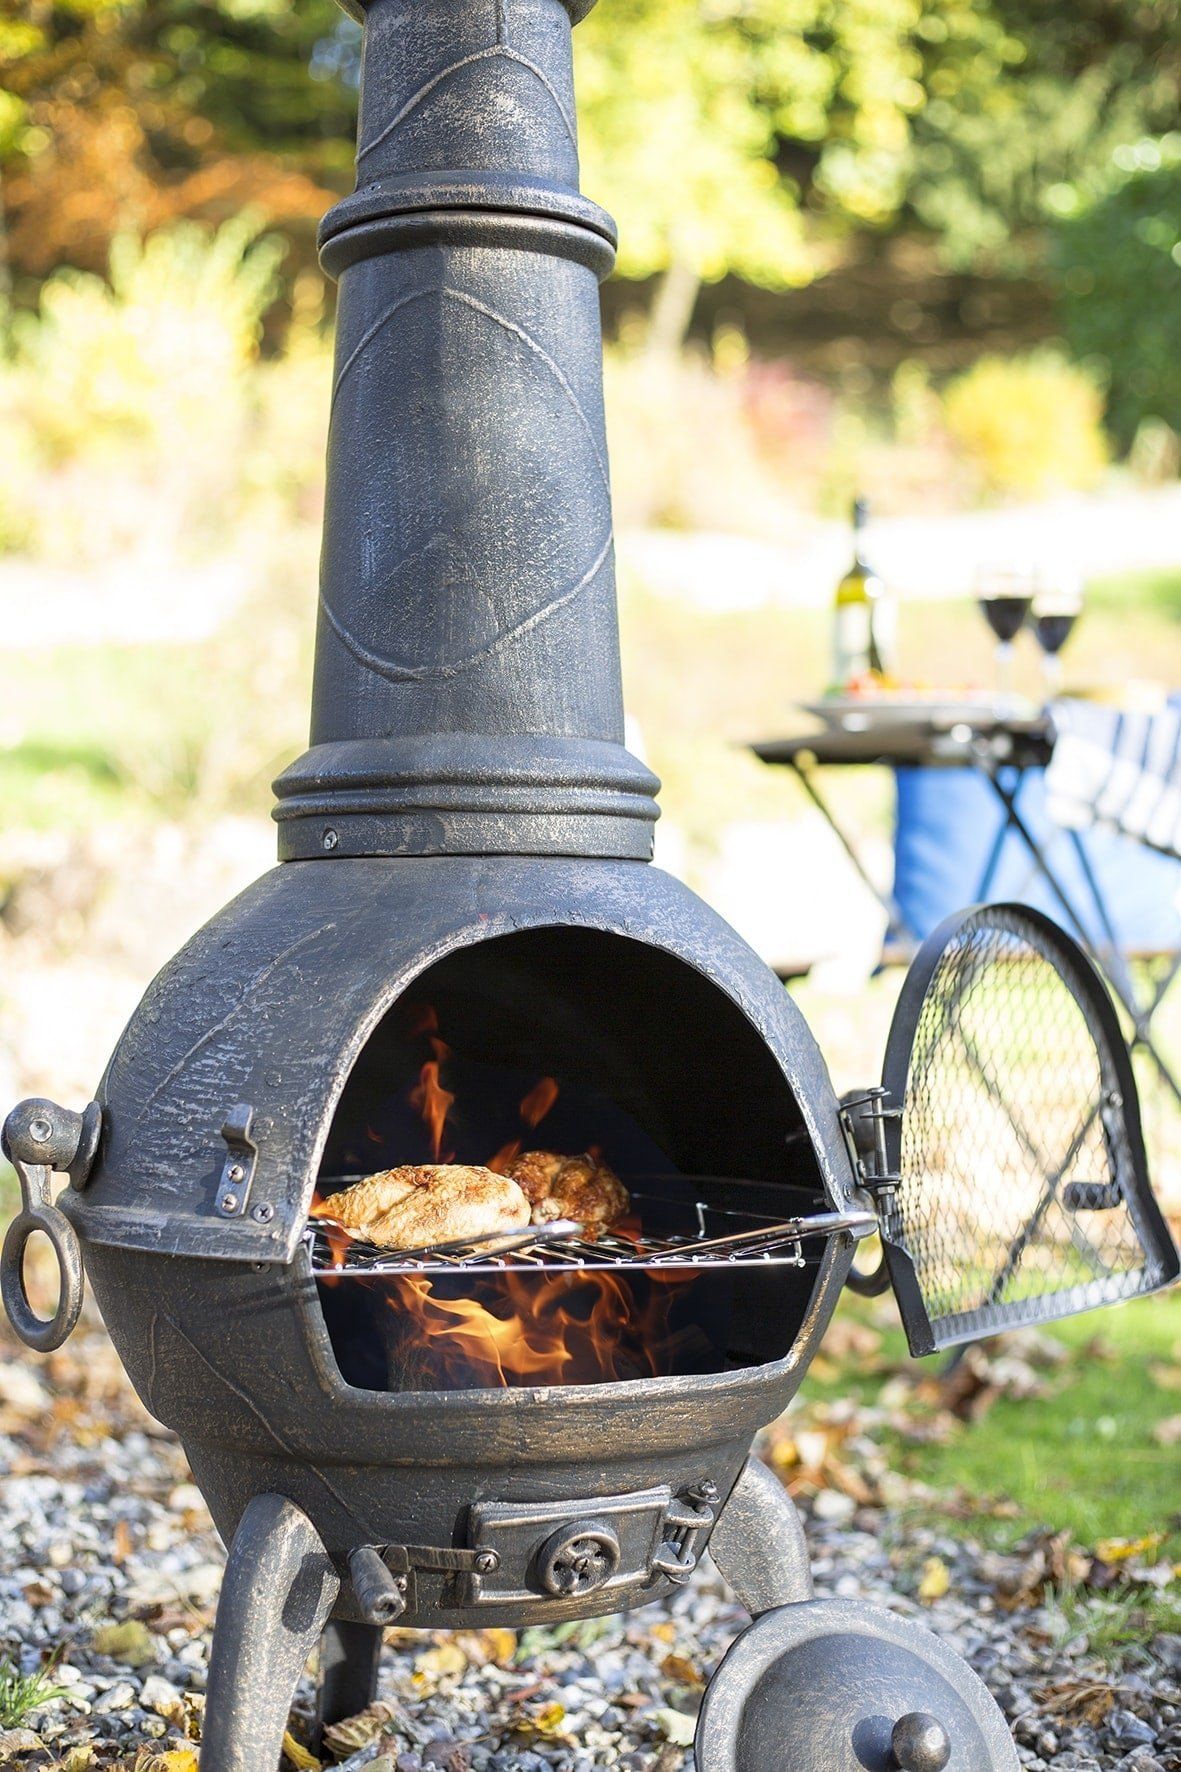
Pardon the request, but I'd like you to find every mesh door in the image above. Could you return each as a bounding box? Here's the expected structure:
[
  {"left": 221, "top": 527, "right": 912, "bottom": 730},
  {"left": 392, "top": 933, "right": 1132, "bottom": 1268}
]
[{"left": 880, "top": 904, "right": 1178, "bottom": 1355}]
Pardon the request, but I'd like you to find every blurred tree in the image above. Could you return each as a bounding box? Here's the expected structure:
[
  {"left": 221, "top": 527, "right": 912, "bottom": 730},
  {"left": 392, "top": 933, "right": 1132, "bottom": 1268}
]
[
  {"left": 904, "top": 0, "right": 1181, "bottom": 268},
  {"left": 0, "top": 0, "right": 357, "bottom": 281},
  {"left": 1055, "top": 144, "right": 1181, "bottom": 451},
  {"left": 575, "top": 0, "right": 926, "bottom": 351}
]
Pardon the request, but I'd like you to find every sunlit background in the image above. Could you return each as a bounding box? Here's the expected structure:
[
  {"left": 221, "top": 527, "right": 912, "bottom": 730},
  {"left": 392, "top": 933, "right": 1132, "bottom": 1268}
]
[{"left": 1, "top": 0, "right": 1180, "bottom": 1684}]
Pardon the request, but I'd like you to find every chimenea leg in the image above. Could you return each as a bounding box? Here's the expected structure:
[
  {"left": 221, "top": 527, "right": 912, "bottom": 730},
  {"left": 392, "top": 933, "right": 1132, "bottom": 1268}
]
[
  {"left": 709, "top": 1458, "right": 814, "bottom": 1616},
  {"left": 314, "top": 1620, "right": 383, "bottom": 1746},
  {"left": 201, "top": 1494, "right": 340, "bottom": 1772}
]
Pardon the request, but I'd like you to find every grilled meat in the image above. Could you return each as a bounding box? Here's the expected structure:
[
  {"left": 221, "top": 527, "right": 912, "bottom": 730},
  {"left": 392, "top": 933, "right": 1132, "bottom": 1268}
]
[
  {"left": 505, "top": 1150, "right": 629, "bottom": 1228},
  {"left": 325, "top": 1165, "right": 531, "bottom": 1250}
]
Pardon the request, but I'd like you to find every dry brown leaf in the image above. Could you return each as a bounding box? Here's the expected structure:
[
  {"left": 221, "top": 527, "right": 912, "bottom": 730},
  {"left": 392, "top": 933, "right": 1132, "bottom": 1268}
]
[
  {"left": 661, "top": 1653, "right": 704, "bottom": 1687},
  {"left": 1034, "top": 1680, "right": 1117, "bottom": 1726},
  {"left": 321, "top": 1700, "right": 401, "bottom": 1759},
  {"left": 451, "top": 1629, "right": 516, "bottom": 1668},
  {"left": 414, "top": 1642, "right": 467, "bottom": 1680}
]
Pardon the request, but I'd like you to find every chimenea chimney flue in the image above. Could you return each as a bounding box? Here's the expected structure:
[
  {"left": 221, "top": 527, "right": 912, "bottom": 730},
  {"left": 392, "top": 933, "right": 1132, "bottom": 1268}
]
[{"left": 273, "top": 0, "right": 660, "bottom": 863}]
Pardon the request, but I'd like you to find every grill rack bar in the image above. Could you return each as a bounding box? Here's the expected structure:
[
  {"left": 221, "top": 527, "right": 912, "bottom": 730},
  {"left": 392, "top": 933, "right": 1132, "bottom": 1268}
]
[{"left": 305, "top": 1188, "right": 877, "bottom": 1277}]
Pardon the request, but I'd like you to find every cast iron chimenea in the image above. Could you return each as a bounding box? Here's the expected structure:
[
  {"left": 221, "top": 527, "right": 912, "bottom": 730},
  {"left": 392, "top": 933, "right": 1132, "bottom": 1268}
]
[{"left": 3, "top": 3, "right": 1177, "bottom": 1769}]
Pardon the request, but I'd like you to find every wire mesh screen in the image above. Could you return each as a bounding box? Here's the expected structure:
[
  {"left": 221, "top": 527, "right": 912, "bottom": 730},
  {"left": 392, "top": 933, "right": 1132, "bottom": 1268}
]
[{"left": 880, "top": 905, "right": 1178, "bottom": 1354}]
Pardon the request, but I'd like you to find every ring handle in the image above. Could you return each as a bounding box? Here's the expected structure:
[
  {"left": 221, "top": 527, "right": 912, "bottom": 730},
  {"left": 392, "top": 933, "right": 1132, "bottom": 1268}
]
[
  {"left": 1, "top": 1097, "right": 99, "bottom": 1351},
  {"left": 1, "top": 1205, "right": 84, "bottom": 1352}
]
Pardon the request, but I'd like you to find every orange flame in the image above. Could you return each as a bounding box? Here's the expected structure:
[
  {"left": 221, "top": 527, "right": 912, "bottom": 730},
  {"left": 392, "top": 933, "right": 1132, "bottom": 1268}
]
[
  {"left": 488, "top": 1074, "right": 560, "bottom": 1173},
  {"left": 404, "top": 1007, "right": 456, "bottom": 1161},
  {"left": 521, "top": 1076, "right": 559, "bottom": 1129},
  {"left": 410, "top": 1057, "right": 455, "bottom": 1161},
  {"left": 384, "top": 1267, "right": 700, "bottom": 1388}
]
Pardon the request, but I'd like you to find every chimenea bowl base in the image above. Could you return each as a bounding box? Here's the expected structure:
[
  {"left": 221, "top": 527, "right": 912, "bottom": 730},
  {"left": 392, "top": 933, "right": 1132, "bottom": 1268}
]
[{"left": 195, "top": 1461, "right": 1017, "bottom": 1772}]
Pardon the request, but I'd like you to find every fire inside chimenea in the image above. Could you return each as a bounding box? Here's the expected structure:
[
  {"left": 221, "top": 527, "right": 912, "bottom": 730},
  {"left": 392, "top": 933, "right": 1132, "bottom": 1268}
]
[{"left": 306, "top": 929, "right": 832, "bottom": 1393}]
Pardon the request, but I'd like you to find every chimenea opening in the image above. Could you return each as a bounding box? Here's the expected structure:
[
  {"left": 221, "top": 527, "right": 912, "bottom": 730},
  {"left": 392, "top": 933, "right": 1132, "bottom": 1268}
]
[{"left": 310, "top": 928, "right": 830, "bottom": 1393}]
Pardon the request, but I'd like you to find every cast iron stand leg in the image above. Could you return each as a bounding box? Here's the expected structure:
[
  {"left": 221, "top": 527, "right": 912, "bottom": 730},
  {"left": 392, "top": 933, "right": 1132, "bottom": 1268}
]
[
  {"left": 200, "top": 1494, "right": 340, "bottom": 1772},
  {"left": 315, "top": 1620, "right": 383, "bottom": 1747},
  {"left": 708, "top": 1458, "right": 814, "bottom": 1616}
]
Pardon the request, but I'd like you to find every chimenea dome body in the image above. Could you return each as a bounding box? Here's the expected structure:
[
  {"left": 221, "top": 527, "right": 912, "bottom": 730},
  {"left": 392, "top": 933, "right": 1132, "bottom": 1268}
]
[{"left": 4, "top": 2, "right": 1174, "bottom": 1769}]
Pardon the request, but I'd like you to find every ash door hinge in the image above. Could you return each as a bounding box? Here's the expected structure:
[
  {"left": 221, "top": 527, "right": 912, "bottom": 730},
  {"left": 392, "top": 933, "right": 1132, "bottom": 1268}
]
[{"left": 839, "top": 1087, "right": 901, "bottom": 1202}]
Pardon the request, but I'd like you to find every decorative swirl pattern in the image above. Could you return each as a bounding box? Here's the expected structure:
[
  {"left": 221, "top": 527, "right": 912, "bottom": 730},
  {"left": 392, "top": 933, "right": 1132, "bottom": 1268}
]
[
  {"left": 321, "top": 279, "right": 613, "bottom": 684},
  {"left": 357, "top": 43, "right": 577, "bottom": 169}
]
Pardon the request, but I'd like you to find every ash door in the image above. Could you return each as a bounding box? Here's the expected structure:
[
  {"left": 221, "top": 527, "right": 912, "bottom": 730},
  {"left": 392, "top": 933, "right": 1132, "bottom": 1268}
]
[{"left": 872, "top": 904, "right": 1178, "bottom": 1356}]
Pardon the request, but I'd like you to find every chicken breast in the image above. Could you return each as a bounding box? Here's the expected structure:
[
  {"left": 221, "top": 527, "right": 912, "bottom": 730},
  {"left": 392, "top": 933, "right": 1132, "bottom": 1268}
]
[
  {"left": 324, "top": 1165, "right": 531, "bottom": 1250},
  {"left": 504, "top": 1150, "right": 629, "bottom": 1229}
]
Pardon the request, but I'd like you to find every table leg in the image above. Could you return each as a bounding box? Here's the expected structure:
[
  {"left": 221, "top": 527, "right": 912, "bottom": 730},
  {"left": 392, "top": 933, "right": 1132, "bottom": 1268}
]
[{"left": 788, "top": 760, "right": 915, "bottom": 955}]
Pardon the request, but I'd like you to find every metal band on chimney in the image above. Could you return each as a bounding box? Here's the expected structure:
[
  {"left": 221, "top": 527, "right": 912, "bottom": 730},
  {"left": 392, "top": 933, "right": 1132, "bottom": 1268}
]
[{"left": 274, "top": 0, "right": 660, "bottom": 862}]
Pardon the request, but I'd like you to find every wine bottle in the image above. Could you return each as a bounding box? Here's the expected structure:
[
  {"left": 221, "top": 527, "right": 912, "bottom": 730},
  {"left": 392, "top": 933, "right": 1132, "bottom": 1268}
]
[{"left": 833, "top": 497, "right": 892, "bottom": 689}]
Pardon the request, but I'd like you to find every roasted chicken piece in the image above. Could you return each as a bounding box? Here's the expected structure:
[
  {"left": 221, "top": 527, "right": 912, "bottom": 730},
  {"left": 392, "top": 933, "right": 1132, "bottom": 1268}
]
[
  {"left": 504, "top": 1150, "right": 629, "bottom": 1229},
  {"left": 325, "top": 1165, "right": 531, "bottom": 1250}
]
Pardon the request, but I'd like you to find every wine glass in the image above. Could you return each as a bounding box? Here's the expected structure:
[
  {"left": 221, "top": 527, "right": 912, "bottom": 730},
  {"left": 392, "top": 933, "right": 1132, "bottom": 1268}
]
[
  {"left": 1029, "top": 578, "right": 1083, "bottom": 700},
  {"left": 976, "top": 565, "right": 1036, "bottom": 700}
]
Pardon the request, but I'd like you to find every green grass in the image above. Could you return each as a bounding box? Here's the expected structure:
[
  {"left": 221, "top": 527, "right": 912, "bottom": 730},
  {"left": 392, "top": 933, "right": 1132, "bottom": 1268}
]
[
  {"left": 1049, "top": 1583, "right": 1181, "bottom": 1664},
  {"left": 0, "top": 1655, "right": 67, "bottom": 1729},
  {"left": 811, "top": 1288, "right": 1181, "bottom": 1559},
  {"left": 1087, "top": 565, "right": 1181, "bottom": 622}
]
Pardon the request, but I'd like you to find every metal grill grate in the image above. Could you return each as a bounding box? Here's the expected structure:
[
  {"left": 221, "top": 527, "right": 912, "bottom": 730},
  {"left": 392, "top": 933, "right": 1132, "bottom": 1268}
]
[
  {"left": 305, "top": 1183, "right": 875, "bottom": 1276},
  {"left": 880, "top": 904, "right": 1178, "bottom": 1354}
]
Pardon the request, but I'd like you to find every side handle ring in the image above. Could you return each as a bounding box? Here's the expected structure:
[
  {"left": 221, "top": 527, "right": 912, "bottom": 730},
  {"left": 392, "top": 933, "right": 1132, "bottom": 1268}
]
[{"left": 1, "top": 1204, "right": 85, "bottom": 1352}]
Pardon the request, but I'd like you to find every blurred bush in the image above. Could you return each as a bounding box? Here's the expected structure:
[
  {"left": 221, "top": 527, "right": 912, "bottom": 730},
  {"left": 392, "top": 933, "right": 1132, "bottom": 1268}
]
[
  {"left": 941, "top": 353, "right": 1108, "bottom": 498},
  {"left": 1055, "top": 143, "right": 1181, "bottom": 455},
  {"left": 604, "top": 330, "right": 833, "bottom": 535},
  {"left": 0, "top": 216, "right": 308, "bottom": 565}
]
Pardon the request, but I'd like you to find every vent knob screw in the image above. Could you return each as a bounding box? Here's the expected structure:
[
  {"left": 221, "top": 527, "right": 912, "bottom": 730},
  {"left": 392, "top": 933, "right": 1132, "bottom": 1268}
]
[{"left": 891, "top": 1712, "right": 951, "bottom": 1771}]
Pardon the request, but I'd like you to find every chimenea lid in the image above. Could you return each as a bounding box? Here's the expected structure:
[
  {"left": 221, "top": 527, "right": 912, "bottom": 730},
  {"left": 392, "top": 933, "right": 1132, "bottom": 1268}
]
[{"left": 696, "top": 1598, "right": 1019, "bottom": 1771}]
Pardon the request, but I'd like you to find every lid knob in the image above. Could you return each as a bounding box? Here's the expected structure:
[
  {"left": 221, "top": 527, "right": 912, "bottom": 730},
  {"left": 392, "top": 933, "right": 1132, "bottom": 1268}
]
[{"left": 892, "top": 1712, "right": 952, "bottom": 1771}]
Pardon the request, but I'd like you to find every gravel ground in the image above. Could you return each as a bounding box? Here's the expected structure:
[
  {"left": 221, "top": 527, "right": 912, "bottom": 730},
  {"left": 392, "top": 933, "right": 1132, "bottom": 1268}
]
[{"left": 1, "top": 1318, "right": 1177, "bottom": 1772}]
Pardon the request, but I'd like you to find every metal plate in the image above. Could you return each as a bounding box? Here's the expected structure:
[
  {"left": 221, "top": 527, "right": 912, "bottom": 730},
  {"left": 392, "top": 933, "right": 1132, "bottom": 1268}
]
[
  {"left": 696, "top": 1597, "right": 1018, "bottom": 1771},
  {"left": 880, "top": 904, "right": 1178, "bottom": 1355}
]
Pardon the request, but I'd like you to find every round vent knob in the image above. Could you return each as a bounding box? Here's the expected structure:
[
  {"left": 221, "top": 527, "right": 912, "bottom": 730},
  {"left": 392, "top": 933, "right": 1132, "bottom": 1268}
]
[
  {"left": 537, "top": 1521, "right": 621, "bottom": 1597},
  {"left": 892, "top": 1712, "right": 952, "bottom": 1771}
]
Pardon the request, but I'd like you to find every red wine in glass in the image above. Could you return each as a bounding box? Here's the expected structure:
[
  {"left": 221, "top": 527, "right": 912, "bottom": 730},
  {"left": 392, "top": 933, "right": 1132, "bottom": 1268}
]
[
  {"left": 975, "top": 567, "right": 1035, "bottom": 697},
  {"left": 979, "top": 594, "right": 1033, "bottom": 644},
  {"left": 1033, "top": 608, "right": 1079, "bottom": 655},
  {"left": 1031, "top": 586, "right": 1083, "bottom": 696}
]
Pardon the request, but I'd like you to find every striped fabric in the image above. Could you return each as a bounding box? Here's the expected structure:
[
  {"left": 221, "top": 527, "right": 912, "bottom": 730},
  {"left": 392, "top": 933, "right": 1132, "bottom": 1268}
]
[{"left": 1045, "top": 700, "right": 1181, "bottom": 862}]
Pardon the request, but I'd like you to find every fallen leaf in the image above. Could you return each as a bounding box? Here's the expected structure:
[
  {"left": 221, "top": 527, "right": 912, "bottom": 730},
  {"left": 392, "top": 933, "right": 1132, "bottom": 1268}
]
[
  {"left": 113, "top": 1521, "right": 133, "bottom": 1565},
  {"left": 0, "top": 1730, "right": 42, "bottom": 1763},
  {"left": 918, "top": 1557, "right": 951, "bottom": 1603},
  {"left": 137, "top": 1752, "right": 199, "bottom": 1772},
  {"left": 531, "top": 1702, "right": 567, "bottom": 1735},
  {"left": 1094, "top": 1533, "right": 1164, "bottom": 1564},
  {"left": 322, "top": 1700, "right": 402, "bottom": 1759},
  {"left": 414, "top": 1643, "right": 467, "bottom": 1680},
  {"left": 91, "top": 1620, "right": 156, "bottom": 1668},
  {"left": 281, "top": 1732, "right": 319, "bottom": 1772},
  {"left": 661, "top": 1653, "right": 704, "bottom": 1687},
  {"left": 452, "top": 1629, "right": 516, "bottom": 1668},
  {"left": 653, "top": 1707, "right": 697, "bottom": 1748}
]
